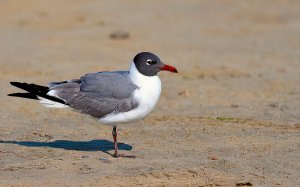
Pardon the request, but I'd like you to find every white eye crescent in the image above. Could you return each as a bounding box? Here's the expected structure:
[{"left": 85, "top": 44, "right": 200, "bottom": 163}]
[{"left": 146, "top": 59, "right": 154, "bottom": 65}]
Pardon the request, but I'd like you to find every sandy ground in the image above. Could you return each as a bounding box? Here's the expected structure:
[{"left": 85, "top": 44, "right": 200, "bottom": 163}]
[{"left": 0, "top": 0, "right": 300, "bottom": 186}]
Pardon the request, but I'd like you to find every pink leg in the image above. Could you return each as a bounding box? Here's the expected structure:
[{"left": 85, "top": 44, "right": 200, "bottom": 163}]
[
  {"left": 111, "top": 126, "right": 135, "bottom": 158},
  {"left": 112, "top": 126, "right": 118, "bottom": 157}
]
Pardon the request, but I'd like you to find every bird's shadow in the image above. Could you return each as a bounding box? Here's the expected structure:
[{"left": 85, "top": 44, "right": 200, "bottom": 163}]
[{"left": 0, "top": 139, "right": 132, "bottom": 156}]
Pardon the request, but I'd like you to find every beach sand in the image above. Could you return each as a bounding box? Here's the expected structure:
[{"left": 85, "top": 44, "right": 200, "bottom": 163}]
[{"left": 0, "top": 0, "right": 299, "bottom": 186}]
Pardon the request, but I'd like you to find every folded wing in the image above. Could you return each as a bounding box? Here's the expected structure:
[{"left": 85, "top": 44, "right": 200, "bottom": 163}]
[{"left": 49, "top": 71, "right": 139, "bottom": 118}]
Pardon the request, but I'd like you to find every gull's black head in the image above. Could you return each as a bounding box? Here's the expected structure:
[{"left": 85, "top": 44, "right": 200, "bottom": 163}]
[{"left": 133, "top": 52, "right": 178, "bottom": 76}]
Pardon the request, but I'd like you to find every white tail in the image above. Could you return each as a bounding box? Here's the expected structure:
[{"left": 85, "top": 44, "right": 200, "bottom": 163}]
[
  {"left": 38, "top": 97, "right": 68, "bottom": 108},
  {"left": 38, "top": 90, "right": 68, "bottom": 108}
]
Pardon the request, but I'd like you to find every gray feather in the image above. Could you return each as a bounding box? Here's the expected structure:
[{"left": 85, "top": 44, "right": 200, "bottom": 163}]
[
  {"left": 48, "top": 71, "right": 139, "bottom": 118},
  {"left": 48, "top": 79, "right": 80, "bottom": 88},
  {"left": 80, "top": 71, "right": 138, "bottom": 98}
]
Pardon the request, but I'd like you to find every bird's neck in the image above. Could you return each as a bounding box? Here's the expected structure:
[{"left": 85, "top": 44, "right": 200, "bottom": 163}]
[{"left": 129, "top": 62, "right": 161, "bottom": 88}]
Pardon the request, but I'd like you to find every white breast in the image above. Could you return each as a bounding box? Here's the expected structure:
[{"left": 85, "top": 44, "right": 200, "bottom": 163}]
[{"left": 98, "top": 62, "right": 162, "bottom": 125}]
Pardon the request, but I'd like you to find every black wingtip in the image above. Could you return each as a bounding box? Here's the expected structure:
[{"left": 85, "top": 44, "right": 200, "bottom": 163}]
[
  {"left": 10, "top": 81, "right": 49, "bottom": 92},
  {"left": 8, "top": 92, "right": 39, "bottom": 100},
  {"left": 10, "top": 82, "right": 28, "bottom": 89},
  {"left": 10, "top": 81, "right": 20, "bottom": 86},
  {"left": 9, "top": 81, "right": 67, "bottom": 105}
]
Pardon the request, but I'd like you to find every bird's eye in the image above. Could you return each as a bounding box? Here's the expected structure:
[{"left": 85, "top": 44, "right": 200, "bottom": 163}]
[{"left": 146, "top": 59, "right": 156, "bottom": 65}]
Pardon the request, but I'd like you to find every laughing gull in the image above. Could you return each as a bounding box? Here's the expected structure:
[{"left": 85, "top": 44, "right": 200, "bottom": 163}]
[{"left": 9, "top": 52, "right": 178, "bottom": 158}]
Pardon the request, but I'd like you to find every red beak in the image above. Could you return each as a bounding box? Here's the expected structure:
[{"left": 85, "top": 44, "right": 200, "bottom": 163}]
[{"left": 160, "top": 64, "right": 178, "bottom": 73}]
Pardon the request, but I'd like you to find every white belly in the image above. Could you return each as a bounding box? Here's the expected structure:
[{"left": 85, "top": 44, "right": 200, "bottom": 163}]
[{"left": 98, "top": 63, "right": 162, "bottom": 125}]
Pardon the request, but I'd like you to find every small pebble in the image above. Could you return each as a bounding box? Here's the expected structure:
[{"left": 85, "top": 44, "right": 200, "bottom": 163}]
[
  {"left": 230, "top": 104, "right": 239, "bottom": 108},
  {"left": 294, "top": 124, "right": 300, "bottom": 128},
  {"left": 110, "top": 31, "right": 130, "bottom": 39},
  {"left": 99, "top": 158, "right": 111, "bottom": 163},
  {"left": 178, "top": 90, "right": 191, "bottom": 97},
  {"left": 236, "top": 182, "right": 253, "bottom": 186},
  {"left": 269, "top": 103, "right": 278, "bottom": 108}
]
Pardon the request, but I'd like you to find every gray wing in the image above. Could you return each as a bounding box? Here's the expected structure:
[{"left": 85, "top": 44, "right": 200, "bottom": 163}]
[
  {"left": 80, "top": 71, "right": 138, "bottom": 98},
  {"left": 48, "top": 71, "right": 139, "bottom": 118}
]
